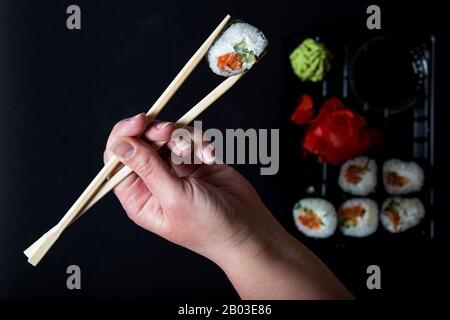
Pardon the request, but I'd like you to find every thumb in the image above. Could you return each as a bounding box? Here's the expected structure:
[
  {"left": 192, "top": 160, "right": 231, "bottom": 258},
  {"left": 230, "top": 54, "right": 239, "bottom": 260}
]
[{"left": 110, "top": 137, "right": 184, "bottom": 207}]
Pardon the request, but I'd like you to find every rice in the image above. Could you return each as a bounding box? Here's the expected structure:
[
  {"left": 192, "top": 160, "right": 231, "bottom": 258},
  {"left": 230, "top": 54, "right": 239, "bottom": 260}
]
[
  {"left": 380, "top": 197, "right": 425, "bottom": 233},
  {"left": 207, "top": 22, "right": 268, "bottom": 77},
  {"left": 338, "top": 157, "right": 377, "bottom": 196},
  {"left": 292, "top": 198, "right": 337, "bottom": 238},
  {"left": 383, "top": 159, "right": 424, "bottom": 195},
  {"left": 338, "top": 198, "right": 379, "bottom": 237}
]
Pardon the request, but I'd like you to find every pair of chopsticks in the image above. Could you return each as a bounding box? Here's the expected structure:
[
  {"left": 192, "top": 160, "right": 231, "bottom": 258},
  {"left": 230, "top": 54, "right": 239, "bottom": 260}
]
[{"left": 24, "top": 14, "right": 246, "bottom": 266}]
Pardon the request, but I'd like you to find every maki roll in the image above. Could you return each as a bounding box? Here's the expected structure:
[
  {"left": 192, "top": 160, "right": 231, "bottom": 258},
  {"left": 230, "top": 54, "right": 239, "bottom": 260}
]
[
  {"left": 292, "top": 198, "right": 337, "bottom": 238},
  {"left": 208, "top": 22, "right": 268, "bottom": 77},
  {"left": 381, "top": 197, "right": 425, "bottom": 233},
  {"left": 383, "top": 159, "right": 424, "bottom": 195},
  {"left": 338, "top": 198, "right": 379, "bottom": 237},
  {"left": 338, "top": 157, "right": 377, "bottom": 196}
]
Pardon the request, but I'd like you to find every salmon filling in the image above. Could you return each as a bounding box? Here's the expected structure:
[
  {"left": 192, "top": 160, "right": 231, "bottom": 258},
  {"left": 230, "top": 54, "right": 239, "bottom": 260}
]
[
  {"left": 298, "top": 211, "right": 322, "bottom": 229},
  {"left": 345, "top": 165, "right": 365, "bottom": 184},
  {"left": 217, "top": 52, "right": 244, "bottom": 71},
  {"left": 339, "top": 205, "right": 365, "bottom": 227},
  {"left": 383, "top": 209, "right": 401, "bottom": 230},
  {"left": 386, "top": 171, "right": 410, "bottom": 187}
]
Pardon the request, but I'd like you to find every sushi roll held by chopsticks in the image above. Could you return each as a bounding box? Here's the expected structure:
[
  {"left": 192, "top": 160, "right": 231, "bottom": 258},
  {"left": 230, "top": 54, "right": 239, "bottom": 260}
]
[{"left": 208, "top": 22, "right": 268, "bottom": 77}]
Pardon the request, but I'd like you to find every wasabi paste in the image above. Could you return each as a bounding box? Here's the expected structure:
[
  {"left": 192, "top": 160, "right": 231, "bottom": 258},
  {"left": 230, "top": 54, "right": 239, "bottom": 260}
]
[{"left": 289, "top": 38, "right": 332, "bottom": 82}]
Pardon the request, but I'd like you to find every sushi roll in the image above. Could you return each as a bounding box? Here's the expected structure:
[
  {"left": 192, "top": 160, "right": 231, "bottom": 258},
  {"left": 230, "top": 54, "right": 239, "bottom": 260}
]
[
  {"left": 383, "top": 159, "right": 424, "bottom": 195},
  {"left": 208, "top": 22, "right": 268, "bottom": 77},
  {"left": 381, "top": 197, "right": 425, "bottom": 233},
  {"left": 338, "top": 157, "right": 377, "bottom": 196},
  {"left": 292, "top": 198, "right": 337, "bottom": 238},
  {"left": 338, "top": 198, "right": 378, "bottom": 237}
]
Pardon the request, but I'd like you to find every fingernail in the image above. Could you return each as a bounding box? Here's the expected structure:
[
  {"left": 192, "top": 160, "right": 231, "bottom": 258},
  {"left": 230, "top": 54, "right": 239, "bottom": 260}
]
[
  {"left": 175, "top": 137, "right": 191, "bottom": 154},
  {"left": 156, "top": 122, "right": 171, "bottom": 129},
  {"left": 127, "top": 113, "right": 144, "bottom": 121},
  {"left": 202, "top": 145, "right": 215, "bottom": 164},
  {"left": 111, "top": 140, "right": 135, "bottom": 159}
]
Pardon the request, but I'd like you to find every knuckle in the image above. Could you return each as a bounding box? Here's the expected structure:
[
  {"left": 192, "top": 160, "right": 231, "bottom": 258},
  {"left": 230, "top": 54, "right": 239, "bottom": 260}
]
[{"left": 133, "top": 151, "right": 158, "bottom": 179}]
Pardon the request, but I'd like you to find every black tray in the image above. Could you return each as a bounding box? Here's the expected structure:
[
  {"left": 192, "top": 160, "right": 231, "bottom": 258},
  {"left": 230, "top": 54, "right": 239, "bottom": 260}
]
[{"left": 281, "top": 33, "right": 436, "bottom": 248}]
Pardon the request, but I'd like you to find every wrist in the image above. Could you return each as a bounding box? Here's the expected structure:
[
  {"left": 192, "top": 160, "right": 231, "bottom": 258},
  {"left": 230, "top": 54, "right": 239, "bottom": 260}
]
[
  {"left": 211, "top": 211, "right": 291, "bottom": 277},
  {"left": 210, "top": 213, "right": 354, "bottom": 299}
]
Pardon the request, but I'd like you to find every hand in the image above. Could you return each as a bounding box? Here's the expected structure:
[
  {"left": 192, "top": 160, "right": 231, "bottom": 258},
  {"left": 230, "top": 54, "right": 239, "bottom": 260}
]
[
  {"left": 104, "top": 113, "right": 352, "bottom": 299},
  {"left": 104, "top": 113, "right": 277, "bottom": 264}
]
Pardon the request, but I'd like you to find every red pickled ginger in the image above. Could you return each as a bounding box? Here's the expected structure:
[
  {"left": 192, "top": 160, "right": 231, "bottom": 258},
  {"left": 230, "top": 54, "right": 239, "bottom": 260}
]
[{"left": 291, "top": 97, "right": 382, "bottom": 165}]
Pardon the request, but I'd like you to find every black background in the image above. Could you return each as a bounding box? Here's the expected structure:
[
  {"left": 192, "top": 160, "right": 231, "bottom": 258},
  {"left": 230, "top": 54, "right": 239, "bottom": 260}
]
[{"left": 0, "top": 0, "right": 448, "bottom": 299}]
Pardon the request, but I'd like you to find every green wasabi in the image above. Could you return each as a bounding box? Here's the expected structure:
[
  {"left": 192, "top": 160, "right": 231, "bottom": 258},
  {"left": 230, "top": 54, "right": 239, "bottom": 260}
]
[
  {"left": 289, "top": 38, "right": 332, "bottom": 82},
  {"left": 305, "top": 186, "right": 316, "bottom": 195}
]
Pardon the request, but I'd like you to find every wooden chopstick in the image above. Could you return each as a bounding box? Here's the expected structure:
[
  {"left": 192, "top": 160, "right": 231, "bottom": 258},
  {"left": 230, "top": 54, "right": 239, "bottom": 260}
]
[
  {"left": 83, "top": 73, "right": 245, "bottom": 210},
  {"left": 24, "top": 73, "right": 244, "bottom": 261},
  {"left": 25, "top": 15, "right": 231, "bottom": 266}
]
